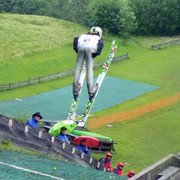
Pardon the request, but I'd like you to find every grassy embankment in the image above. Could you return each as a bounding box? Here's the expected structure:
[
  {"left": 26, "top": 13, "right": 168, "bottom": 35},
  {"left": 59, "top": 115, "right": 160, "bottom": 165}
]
[
  {"left": 0, "top": 13, "right": 180, "bottom": 174},
  {"left": 0, "top": 140, "right": 43, "bottom": 156}
]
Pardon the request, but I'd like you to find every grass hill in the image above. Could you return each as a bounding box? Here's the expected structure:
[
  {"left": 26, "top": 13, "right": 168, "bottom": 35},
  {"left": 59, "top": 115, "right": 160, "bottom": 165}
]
[
  {"left": 0, "top": 13, "right": 87, "bottom": 59},
  {"left": 0, "top": 13, "right": 180, "bottom": 174}
]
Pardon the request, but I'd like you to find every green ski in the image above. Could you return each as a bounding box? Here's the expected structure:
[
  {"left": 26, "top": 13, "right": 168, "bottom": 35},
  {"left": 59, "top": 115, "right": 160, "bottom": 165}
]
[
  {"left": 78, "top": 40, "right": 118, "bottom": 127},
  {"left": 67, "top": 62, "right": 86, "bottom": 120}
]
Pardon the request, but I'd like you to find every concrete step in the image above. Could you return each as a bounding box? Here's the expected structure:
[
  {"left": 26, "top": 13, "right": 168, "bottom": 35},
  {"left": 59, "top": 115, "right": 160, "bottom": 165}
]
[{"left": 158, "top": 166, "right": 180, "bottom": 180}]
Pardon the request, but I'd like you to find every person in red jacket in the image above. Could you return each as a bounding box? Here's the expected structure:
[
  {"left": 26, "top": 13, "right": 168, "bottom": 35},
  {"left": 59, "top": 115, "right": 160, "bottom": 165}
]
[
  {"left": 125, "top": 170, "right": 135, "bottom": 178},
  {"left": 100, "top": 153, "right": 112, "bottom": 171},
  {"left": 113, "top": 162, "right": 124, "bottom": 176}
]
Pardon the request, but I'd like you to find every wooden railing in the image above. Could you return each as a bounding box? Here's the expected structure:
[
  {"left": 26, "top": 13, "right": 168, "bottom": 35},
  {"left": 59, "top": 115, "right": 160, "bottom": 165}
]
[
  {"left": 0, "top": 53, "right": 128, "bottom": 91},
  {"left": 151, "top": 39, "right": 180, "bottom": 50}
]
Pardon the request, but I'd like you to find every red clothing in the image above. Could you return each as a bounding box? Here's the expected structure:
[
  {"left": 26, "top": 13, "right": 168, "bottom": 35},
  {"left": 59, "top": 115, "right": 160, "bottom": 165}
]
[
  {"left": 100, "top": 153, "right": 112, "bottom": 171},
  {"left": 100, "top": 158, "right": 112, "bottom": 171},
  {"left": 104, "top": 161, "right": 112, "bottom": 171},
  {"left": 125, "top": 170, "right": 135, "bottom": 178},
  {"left": 113, "top": 166, "right": 123, "bottom": 175}
]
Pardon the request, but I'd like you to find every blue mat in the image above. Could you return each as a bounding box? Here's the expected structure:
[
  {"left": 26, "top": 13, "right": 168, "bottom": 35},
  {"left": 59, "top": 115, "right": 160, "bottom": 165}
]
[{"left": 0, "top": 76, "right": 159, "bottom": 120}]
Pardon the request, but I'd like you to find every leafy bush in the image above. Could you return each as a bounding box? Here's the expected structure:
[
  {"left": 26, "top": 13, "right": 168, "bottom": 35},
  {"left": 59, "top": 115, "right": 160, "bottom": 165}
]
[
  {"left": 129, "top": 0, "right": 180, "bottom": 35},
  {"left": 0, "top": 0, "right": 49, "bottom": 15},
  {"left": 84, "top": 0, "right": 136, "bottom": 39},
  {"left": 1, "top": 0, "right": 180, "bottom": 36}
]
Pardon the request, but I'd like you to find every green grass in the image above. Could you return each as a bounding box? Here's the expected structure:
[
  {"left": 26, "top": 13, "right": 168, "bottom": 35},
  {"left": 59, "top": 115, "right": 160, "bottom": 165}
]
[
  {"left": 91, "top": 101, "right": 180, "bottom": 174},
  {"left": 0, "top": 13, "right": 88, "bottom": 59},
  {"left": 0, "top": 42, "right": 114, "bottom": 84},
  {"left": 92, "top": 45, "right": 180, "bottom": 119},
  {"left": 0, "top": 13, "right": 180, "bottom": 175},
  {"left": 0, "top": 13, "right": 115, "bottom": 85},
  {"left": 0, "top": 141, "right": 44, "bottom": 156}
]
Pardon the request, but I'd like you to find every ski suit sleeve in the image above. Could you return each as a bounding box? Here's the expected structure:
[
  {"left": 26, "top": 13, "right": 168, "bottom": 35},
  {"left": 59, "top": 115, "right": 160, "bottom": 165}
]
[
  {"left": 73, "top": 37, "right": 79, "bottom": 53},
  {"left": 96, "top": 39, "right": 104, "bottom": 55},
  {"left": 91, "top": 39, "right": 104, "bottom": 58},
  {"left": 85, "top": 148, "right": 91, "bottom": 156}
]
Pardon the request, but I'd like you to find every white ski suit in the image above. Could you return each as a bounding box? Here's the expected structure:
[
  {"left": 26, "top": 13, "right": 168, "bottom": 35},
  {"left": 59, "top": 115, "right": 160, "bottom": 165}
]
[{"left": 73, "top": 33, "right": 104, "bottom": 97}]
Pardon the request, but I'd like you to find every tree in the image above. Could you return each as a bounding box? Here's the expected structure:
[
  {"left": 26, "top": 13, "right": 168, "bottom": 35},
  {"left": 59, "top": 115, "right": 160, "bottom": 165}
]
[
  {"left": 46, "top": 0, "right": 69, "bottom": 19},
  {"left": 67, "top": 0, "right": 92, "bottom": 24},
  {"left": 0, "top": 0, "right": 16, "bottom": 12},
  {"left": 129, "top": 0, "right": 180, "bottom": 35},
  {"left": 0, "top": 0, "right": 49, "bottom": 15},
  {"left": 85, "top": 0, "right": 136, "bottom": 39}
]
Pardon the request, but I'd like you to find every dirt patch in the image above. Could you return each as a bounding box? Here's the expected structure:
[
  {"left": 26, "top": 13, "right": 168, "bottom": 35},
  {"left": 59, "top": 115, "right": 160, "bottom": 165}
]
[{"left": 89, "top": 93, "right": 180, "bottom": 129}]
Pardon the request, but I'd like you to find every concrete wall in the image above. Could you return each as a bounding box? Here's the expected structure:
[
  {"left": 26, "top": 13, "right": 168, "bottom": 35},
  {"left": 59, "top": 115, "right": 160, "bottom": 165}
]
[
  {"left": 0, "top": 115, "right": 106, "bottom": 171},
  {"left": 130, "top": 154, "right": 180, "bottom": 180}
]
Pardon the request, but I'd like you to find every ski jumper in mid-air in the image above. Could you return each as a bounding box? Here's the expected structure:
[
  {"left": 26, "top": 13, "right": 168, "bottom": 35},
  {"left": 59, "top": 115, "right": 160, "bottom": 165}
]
[{"left": 73, "top": 26, "right": 104, "bottom": 99}]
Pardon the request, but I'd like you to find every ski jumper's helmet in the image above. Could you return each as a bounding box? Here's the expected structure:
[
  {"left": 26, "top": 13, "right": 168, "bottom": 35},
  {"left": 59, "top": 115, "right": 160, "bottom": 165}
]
[{"left": 90, "top": 26, "right": 102, "bottom": 37}]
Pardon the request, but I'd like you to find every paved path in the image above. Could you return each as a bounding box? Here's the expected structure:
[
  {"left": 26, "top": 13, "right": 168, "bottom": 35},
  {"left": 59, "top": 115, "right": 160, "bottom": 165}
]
[{"left": 89, "top": 93, "right": 180, "bottom": 129}]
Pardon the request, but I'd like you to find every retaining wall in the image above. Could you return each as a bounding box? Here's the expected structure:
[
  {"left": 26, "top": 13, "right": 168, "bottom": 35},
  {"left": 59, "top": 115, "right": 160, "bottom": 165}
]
[
  {"left": 131, "top": 154, "right": 180, "bottom": 180},
  {"left": 0, "top": 114, "right": 106, "bottom": 171}
]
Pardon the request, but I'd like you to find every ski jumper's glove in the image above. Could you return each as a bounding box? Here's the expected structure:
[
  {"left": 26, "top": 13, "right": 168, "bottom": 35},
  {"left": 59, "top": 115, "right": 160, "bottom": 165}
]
[
  {"left": 91, "top": 52, "right": 99, "bottom": 58},
  {"left": 91, "top": 39, "right": 104, "bottom": 59},
  {"left": 73, "top": 37, "right": 79, "bottom": 53}
]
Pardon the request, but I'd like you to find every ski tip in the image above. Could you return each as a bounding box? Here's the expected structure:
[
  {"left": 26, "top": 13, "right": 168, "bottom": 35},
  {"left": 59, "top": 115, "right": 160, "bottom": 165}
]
[{"left": 112, "top": 40, "right": 118, "bottom": 47}]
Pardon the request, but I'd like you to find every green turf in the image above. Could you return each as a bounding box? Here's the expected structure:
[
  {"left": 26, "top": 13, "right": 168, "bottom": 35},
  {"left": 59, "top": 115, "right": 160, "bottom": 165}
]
[
  {"left": 0, "top": 76, "right": 159, "bottom": 120},
  {"left": 0, "top": 13, "right": 180, "bottom": 176},
  {"left": 0, "top": 150, "right": 127, "bottom": 180}
]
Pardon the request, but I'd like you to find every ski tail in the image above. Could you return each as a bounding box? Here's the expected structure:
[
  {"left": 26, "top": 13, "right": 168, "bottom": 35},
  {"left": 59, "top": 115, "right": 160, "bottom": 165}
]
[
  {"left": 67, "top": 62, "right": 86, "bottom": 120},
  {"left": 78, "top": 40, "right": 118, "bottom": 127}
]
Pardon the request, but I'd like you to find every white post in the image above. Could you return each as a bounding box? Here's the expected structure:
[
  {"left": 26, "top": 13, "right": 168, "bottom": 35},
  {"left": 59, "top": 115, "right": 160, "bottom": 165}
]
[
  {"left": 8, "top": 119, "right": 13, "bottom": 127},
  {"left": 89, "top": 157, "right": 93, "bottom": 164},
  {"left": 24, "top": 125, "right": 29, "bottom": 134},
  {"left": 38, "top": 131, "right": 42, "bottom": 138},
  {"left": 81, "top": 152, "right": 84, "bottom": 159},
  {"left": 72, "top": 148, "right": 75, "bottom": 154},
  {"left": 62, "top": 143, "right": 66, "bottom": 149},
  {"left": 97, "top": 161, "right": 100, "bottom": 168},
  {"left": 51, "top": 136, "right": 55, "bottom": 143}
]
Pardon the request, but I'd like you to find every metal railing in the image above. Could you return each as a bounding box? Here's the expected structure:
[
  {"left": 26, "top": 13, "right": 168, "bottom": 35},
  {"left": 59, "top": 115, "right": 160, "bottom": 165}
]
[
  {"left": 0, "top": 53, "right": 128, "bottom": 91},
  {"left": 151, "top": 39, "right": 180, "bottom": 50}
]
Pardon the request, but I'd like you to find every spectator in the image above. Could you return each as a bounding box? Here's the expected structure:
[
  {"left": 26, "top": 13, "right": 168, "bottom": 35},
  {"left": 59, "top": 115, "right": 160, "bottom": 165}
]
[
  {"left": 26, "top": 112, "right": 43, "bottom": 129},
  {"left": 76, "top": 139, "right": 90, "bottom": 156},
  {"left": 125, "top": 170, "right": 135, "bottom": 178},
  {"left": 73, "top": 26, "right": 104, "bottom": 100},
  {"left": 113, "top": 162, "right": 124, "bottom": 176},
  {"left": 57, "top": 127, "right": 70, "bottom": 144},
  {"left": 100, "top": 153, "right": 112, "bottom": 171}
]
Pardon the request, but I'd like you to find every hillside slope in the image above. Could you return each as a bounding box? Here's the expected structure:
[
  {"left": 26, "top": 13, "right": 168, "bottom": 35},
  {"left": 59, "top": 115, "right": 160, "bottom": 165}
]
[
  {"left": 0, "top": 13, "right": 180, "bottom": 175},
  {"left": 0, "top": 13, "right": 87, "bottom": 59},
  {"left": 0, "top": 13, "right": 118, "bottom": 85}
]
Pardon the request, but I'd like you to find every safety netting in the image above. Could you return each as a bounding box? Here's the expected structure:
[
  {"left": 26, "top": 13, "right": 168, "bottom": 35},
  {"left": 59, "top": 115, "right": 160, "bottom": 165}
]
[{"left": 0, "top": 150, "right": 127, "bottom": 180}]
